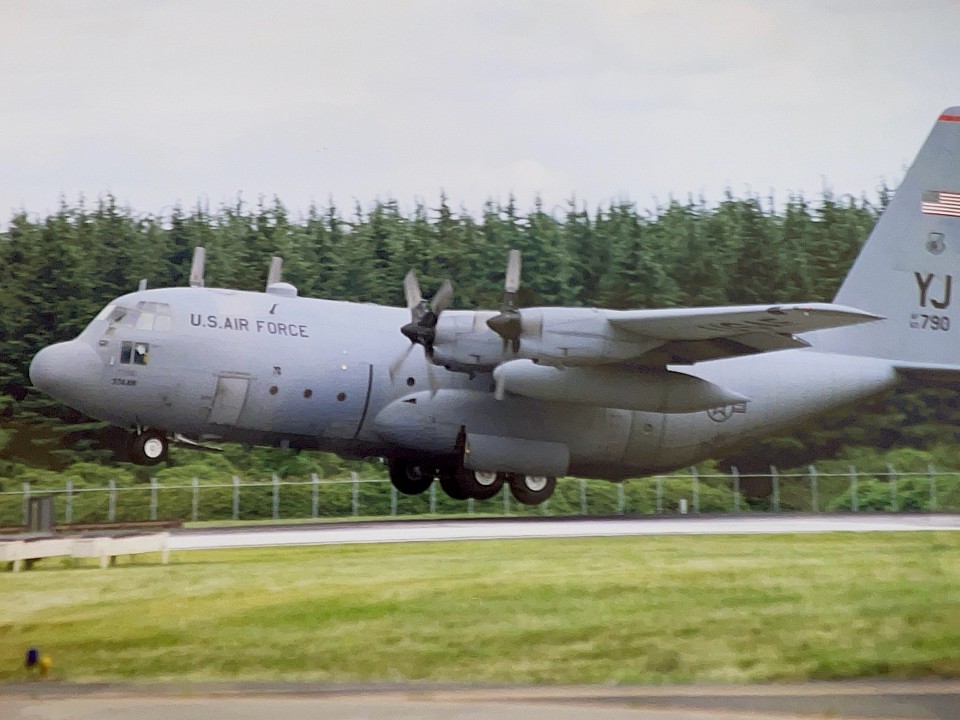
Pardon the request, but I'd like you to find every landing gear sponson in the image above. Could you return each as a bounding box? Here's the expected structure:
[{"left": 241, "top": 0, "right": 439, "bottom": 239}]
[{"left": 387, "top": 458, "right": 556, "bottom": 506}]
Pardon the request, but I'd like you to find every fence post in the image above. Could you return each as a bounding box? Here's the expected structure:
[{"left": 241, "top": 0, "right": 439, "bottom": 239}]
[
  {"left": 270, "top": 474, "right": 279, "bottom": 520},
  {"left": 311, "top": 474, "right": 319, "bottom": 519},
  {"left": 808, "top": 465, "right": 818, "bottom": 513},
  {"left": 579, "top": 478, "right": 587, "bottom": 515},
  {"left": 351, "top": 472, "right": 359, "bottom": 517},
  {"left": 467, "top": 497, "right": 474, "bottom": 515},
  {"left": 503, "top": 482, "right": 510, "bottom": 515},
  {"left": 390, "top": 483, "right": 398, "bottom": 516},
  {"left": 22, "top": 482, "right": 30, "bottom": 526},
  {"left": 617, "top": 483, "right": 625, "bottom": 515},
  {"left": 731, "top": 466, "right": 741, "bottom": 514},
  {"left": 150, "top": 477, "right": 158, "bottom": 521},
  {"left": 192, "top": 477, "right": 199, "bottom": 522},
  {"left": 887, "top": 463, "right": 898, "bottom": 512},
  {"left": 770, "top": 466, "right": 780, "bottom": 512},
  {"left": 928, "top": 464, "right": 937, "bottom": 511},
  {"left": 690, "top": 467, "right": 700, "bottom": 514},
  {"left": 65, "top": 479, "right": 73, "bottom": 525},
  {"left": 429, "top": 482, "right": 436, "bottom": 514},
  {"left": 108, "top": 479, "right": 117, "bottom": 522},
  {"left": 849, "top": 466, "right": 858, "bottom": 513},
  {"left": 232, "top": 476, "right": 240, "bottom": 520},
  {"left": 655, "top": 476, "right": 663, "bottom": 515}
]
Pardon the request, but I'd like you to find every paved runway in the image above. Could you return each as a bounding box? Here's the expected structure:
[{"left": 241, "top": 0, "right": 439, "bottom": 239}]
[
  {"left": 4, "top": 681, "right": 959, "bottom": 720},
  {"left": 169, "top": 514, "right": 960, "bottom": 551}
]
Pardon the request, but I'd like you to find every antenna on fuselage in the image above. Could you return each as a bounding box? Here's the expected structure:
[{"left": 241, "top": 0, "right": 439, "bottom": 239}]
[
  {"left": 266, "top": 256, "right": 282, "bottom": 288},
  {"left": 189, "top": 247, "right": 206, "bottom": 288},
  {"left": 138, "top": 279, "right": 148, "bottom": 291},
  {"left": 265, "top": 255, "right": 298, "bottom": 297}
]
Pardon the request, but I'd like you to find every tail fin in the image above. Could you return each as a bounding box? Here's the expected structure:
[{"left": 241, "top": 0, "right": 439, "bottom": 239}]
[{"left": 813, "top": 107, "right": 960, "bottom": 371}]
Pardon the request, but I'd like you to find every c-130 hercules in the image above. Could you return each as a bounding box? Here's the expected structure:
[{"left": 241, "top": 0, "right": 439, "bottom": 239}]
[{"left": 28, "top": 108, "right": 960, "bottom": 506}]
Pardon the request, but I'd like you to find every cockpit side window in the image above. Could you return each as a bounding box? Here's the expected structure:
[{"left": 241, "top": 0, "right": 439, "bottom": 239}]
[{"left": 120, "top": 341, "right": 150, "bottom": 365}]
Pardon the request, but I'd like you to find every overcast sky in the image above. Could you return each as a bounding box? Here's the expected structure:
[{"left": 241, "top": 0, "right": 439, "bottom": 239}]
[{"left": 1, "top": 0, "right": 958, "bottom": 224}]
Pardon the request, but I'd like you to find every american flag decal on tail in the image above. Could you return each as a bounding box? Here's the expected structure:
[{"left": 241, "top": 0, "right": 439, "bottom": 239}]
[{"left": 922, "top": 190, "right": 960, "bottom": 217}]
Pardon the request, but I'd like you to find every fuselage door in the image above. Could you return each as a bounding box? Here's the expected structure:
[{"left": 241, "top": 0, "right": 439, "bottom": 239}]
[{"left": 208, "top": 374, "right": 251, "bottom": 425}]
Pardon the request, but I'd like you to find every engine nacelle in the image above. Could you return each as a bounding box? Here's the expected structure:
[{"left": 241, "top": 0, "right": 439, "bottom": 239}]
[{"left": 430, "top": 308, "right": 657, "bottom": 372}]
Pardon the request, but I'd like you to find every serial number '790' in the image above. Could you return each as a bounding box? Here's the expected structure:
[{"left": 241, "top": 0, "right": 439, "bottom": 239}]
[{"left": 910, "top": 313, "right": 951, "bottom": 331}]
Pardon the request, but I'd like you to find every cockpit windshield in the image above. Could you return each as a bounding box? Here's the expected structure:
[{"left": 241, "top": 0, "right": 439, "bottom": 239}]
[{"left": 95, "top": 301, "right": 173, "bottom": 333}]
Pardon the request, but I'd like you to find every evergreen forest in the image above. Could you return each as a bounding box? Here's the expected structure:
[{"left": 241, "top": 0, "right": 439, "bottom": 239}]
[{"left": 3, "top": 190, "right": 960, "bottom": 492}]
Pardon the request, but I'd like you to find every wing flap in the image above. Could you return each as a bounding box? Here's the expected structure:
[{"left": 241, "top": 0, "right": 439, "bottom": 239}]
[
  {"left": 607, "top": 303, "right": 882, "bottom": 340},
  {"left": 606, "top": 303, "right": 881, "bottom": 365}
]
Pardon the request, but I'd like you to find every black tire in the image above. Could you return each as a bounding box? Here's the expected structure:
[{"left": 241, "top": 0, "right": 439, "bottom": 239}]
[
  {"left": 438, "top": 468, "right": 470, "bottom": 500},
  {"left": 508, "top": 474, "right": 556, "bottom": 506},
  {"left": 457, "top": 469, "right": 505, "bottom": 501},
  {"left": 128, "top": 430, "right": 168, "bottom": 465},
  {"left": 389, "top": 460, "right": 434, "bottom": 495}
]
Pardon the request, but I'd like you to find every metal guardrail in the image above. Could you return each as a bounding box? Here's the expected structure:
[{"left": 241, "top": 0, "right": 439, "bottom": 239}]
[{"left": 2, "top": 464, "right": 959, "bottom": 526}]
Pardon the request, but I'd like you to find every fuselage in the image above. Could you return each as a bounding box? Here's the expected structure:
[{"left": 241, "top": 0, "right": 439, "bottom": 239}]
[{"left": 29, "top": 285, "right": 898, "bottom": 480}]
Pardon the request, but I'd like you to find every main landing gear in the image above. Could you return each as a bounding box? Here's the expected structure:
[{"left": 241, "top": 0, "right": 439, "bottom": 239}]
[
  {"left": 388, "top": 459, "right": 435, "bottom": 495},
  {"left": 128, "top": 429, "right": 169, "bottom": 465},
  {"left": 387, "top": 459, "right": 556, "bottom": 506}
]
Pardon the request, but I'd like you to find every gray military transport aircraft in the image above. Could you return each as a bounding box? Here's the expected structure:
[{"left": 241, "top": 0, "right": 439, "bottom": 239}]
[{"left": 28, "top": 107, "right": 960, "bottom": 506}]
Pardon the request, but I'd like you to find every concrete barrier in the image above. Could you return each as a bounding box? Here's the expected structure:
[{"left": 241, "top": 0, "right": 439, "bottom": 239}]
[
  {"left": 71, "top": 533, "right": 170, "bottom": 569},
  {"left": 1, "top": 533, "right": 170, "bottom": 571},
  {"left": 1, "top": 538, "right": 74, "bottom": 572}
]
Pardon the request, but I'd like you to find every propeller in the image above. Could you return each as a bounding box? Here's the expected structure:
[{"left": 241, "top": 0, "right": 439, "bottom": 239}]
[
  {"left": 389, "top": 270, "right": 454, "bottom": 393},
  {"left": 486, "top": 249, "right": 523, "bottom": 353}
]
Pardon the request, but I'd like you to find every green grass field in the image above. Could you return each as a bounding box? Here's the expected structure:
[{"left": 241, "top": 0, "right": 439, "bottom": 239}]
[{"left": 2, "top": 532, "right": 959, "bottom": 684}]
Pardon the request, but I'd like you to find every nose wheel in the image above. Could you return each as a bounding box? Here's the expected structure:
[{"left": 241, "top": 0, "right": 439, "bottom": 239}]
[{"left": 128, "top": 430, "right": 169, "bottom": 465}]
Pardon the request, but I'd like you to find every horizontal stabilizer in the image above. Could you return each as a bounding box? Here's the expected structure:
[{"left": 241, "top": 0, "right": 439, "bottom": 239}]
[{"left": 894, "top": 362, "right": 960, "bottom": 386}]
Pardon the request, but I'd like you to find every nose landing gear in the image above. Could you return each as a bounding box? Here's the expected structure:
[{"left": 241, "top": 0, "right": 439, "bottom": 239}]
[{"left": 128, "top": 429, "right": 169, "bottom": 465}]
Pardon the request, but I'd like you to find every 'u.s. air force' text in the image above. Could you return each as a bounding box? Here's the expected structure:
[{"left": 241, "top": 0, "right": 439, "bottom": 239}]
[{"left": 190, "top": 314, "right": 309, "bottom": 338}]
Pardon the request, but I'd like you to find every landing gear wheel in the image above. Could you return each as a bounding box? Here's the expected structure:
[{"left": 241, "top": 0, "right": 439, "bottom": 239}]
[
  {"left": 457, "top": 469, "right": 505, "bottom": 501},
  {"left": 129, "top": 430, "right": 168, "bottom": 466},
  {"left": 389, "top": 460, "right": 434, "bottom": 495},
  {"left": 508, "top": 474, "right": 556, "bottom": 506},
  {"left": 438, "top": 468, "right": 470, "bottom": 500}
]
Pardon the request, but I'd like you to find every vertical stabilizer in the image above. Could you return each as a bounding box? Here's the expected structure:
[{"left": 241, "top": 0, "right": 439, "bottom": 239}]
[{"left": 813, "top": 108, "right": 960, "bottom": 367}]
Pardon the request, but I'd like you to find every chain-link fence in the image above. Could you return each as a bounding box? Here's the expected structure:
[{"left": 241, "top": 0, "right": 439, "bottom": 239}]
[{"left": 3, "top": 464, "right": 959, "bottom": 527}]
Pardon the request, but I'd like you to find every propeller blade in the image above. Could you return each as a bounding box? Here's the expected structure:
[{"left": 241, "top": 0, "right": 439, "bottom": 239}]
[
  {"left": 504, "top": 249, "right": 521, "bottom": 294},
  {"left": 388, "top": 343, "right": 415, "bottom": 381},
  {"left": 426, "top": 358, "right": 439, "bottom": 397},
  {"left": 403, "top": 270, "right": 423, "bottom": 310},
  {"left": 487, "top": 249, "right": 524, "bottom": 349},
  {"left": 430, "top": 279, "right": 454, "bottom": 315}
]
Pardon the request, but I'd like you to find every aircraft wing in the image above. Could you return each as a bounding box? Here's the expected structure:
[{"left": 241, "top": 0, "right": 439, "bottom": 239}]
[{"left": 605, "top": 302, "right": 883, "bottom": 365}]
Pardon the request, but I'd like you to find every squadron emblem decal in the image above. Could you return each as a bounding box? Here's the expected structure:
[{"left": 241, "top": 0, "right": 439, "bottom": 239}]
[
  {"left": 706, "top": 402, "right": 748, "bottom": 423},
  {"left": 926, "top": 232, "right": 946, "bottom": 255}
]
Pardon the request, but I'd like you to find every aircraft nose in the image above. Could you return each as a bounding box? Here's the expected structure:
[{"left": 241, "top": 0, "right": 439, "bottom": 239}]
[{"left": 29, "top": 341, "right": 102, "bottom": 401}]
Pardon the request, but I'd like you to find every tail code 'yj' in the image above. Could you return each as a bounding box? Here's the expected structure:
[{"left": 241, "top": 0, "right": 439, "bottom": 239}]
[{"left": 815, "top": 108, "right": 960, "bottom": 368}]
